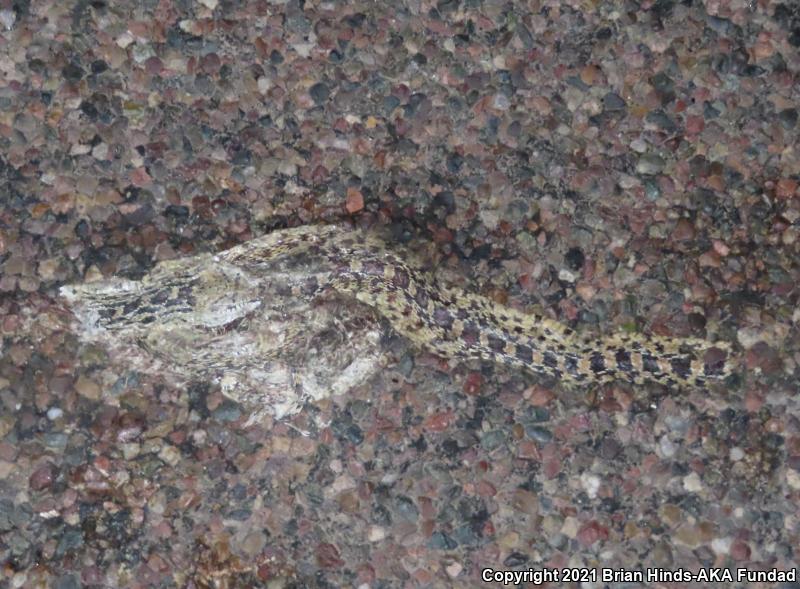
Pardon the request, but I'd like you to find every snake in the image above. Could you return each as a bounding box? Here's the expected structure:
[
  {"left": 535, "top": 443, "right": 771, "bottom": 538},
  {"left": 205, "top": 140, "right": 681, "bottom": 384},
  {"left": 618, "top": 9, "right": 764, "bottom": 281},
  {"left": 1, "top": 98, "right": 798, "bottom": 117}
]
[{"left": 61, "top": 224, "right": 734, "bottom": 391}]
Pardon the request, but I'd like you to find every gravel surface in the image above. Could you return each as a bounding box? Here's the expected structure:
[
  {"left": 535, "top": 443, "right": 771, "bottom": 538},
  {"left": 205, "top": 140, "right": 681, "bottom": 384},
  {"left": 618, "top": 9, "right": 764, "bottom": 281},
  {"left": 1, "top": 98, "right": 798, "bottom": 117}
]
[{"left": 1, "top": 0, "right": 800, "bottom": 587}]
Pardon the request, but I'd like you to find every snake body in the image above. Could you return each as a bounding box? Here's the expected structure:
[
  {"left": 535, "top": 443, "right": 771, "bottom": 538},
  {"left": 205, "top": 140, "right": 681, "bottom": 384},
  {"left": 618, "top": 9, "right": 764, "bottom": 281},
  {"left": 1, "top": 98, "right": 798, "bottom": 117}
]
[{"left": 62, "top": 224, "right": 734, "bottom": 391}]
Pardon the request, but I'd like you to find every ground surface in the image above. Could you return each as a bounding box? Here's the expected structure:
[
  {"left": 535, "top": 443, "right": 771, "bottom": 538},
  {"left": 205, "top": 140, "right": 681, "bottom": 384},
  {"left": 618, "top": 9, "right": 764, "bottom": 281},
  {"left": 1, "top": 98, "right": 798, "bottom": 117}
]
[{"left": 1, "top": 0, "right": 800, "bottom": 587}]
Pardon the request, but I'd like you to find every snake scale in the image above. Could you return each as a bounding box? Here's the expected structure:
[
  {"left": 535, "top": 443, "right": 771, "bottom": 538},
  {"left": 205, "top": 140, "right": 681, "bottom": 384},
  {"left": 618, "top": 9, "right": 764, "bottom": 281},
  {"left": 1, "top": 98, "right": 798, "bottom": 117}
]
[{"left": 62, "top": 224, "right": 734, "bottom": 393}]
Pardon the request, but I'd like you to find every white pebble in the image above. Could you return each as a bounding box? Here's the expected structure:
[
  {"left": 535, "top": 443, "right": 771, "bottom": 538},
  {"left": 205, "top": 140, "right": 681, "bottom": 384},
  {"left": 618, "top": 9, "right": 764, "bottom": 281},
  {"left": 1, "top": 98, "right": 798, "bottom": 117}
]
[
  {"left": 711, "top": 536, "right": 731, "bottom": 555},
  {"left": 368, "top": 526, "right": 386, "bottom": 542},
  {"left": 682, "top": 472, "right": 703, "bottom": 492},
  {"left": 659, "top": 435, "right": 677, "bottom": 458},
  {"left": 580, "top": 473, "right": 601, "bottom": 499}
]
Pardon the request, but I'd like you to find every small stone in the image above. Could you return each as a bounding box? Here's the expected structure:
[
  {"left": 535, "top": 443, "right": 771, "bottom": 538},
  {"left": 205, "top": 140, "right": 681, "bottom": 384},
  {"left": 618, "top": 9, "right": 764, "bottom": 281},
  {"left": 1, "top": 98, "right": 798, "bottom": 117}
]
[
  {"left": 580, "top": 473, "right": 601, "bottom": 498},
  {"left": 212, "top": 401, "right": 241, "bottom": 422},
  {"left": 527, "top": 386, "right": 554, "bottom": 406},
  {"left": 492, "top": 94, "right": 510, "bottom": 110},
  {"left": 525, "top": 425, "right": 552, "bottom": 443},
  {"left": 47, "top": 407, "right": 63, "bottom": 421},
  {"left": 560, "top": 516, "right": 579, "bottom": 538},
  {"left": 52, "top": 574, "right": 80, "bottom": 589},
  {"left": 744, "top": 342, "right": 782, "bottom": 374},
  {"left": 511, "top": 489, "right": 539, "bottom": 515},
  {"left": 0, "top": 9, "right": 15, "bottom": 30},
  {"left": 659, "top": 504, "right": 682, "bottom": 526},
  {"left": 345, "top": 187, "right": 364, "bottom": 213},
  {"left": 636, "top": 153, "right": 665, "bottom": 175},
  {"left": 557, "top": 269, "right": 576, "bottom": 283},
  {"left": 786, "top": 469, "right": 800, "bottom": 490},
  {"left": 198, "top": 0, "right": 218, "bottom": 8},
  {"left": 730, "top": 540, "right": 751, "bottom": 561},
  {"left": 577, "top": 521, "right": 608, "bottom": 546},
  {"left": 91, "top": 143, "right": 108, "bottom": 160},
  {"left": 121, "top": 443, "right": 141, "bottom": 460},
  {"left": 711, "top": 536, "right": 732, "bottom": 555},
  {"left": 74, "top": 375, "right": 101, "bottom": 400},
  {"left": 674, "top": 523, "right": 701, "bottom": 548},
  {"left": 309, "top": 82, "right": 330, "bottom": 104},
  {"left": 37, "top": 258, "right": 59, "bottom": 280},
  {"left": 29, "top": 463, "right": 56, "bottom": 491},
  {"left": 428, "top": 531, "right": 458, "bottom": 550},
  {"left": 480, "top": 430, "right": 506, "bottom": 451},
  {"left": 116, "top": 32, "right": 134, "bottom": 48},
  {"left": 649, "top": 542, "right": 673, "bottom": 566},
  {"left": 445, "top": 562, "right": 463, "bottom": 578},
  {"left": 683, "top": 472, "right": 703, "bottom": 492},
  {"left": 778, "top": 108, "right": 798, "bottom": 129},
  {"left": 651, "top": 72, "right": 675, "bottom": 103},
  {"left": 257, "top": 76, "right": 271, "bottom": 93},
  {"left": 776, "top": 178, "right": 798, "bottom": 199},
  {"left": 368, "top": 526, "right": 386, "bottom": 542},
  {"left": 44, "top": 433, "right": 68, "bottom": 452},
  {"left": 0, "top": 461, "right": 14, "bottom": 479},
  {"left": 462, "top": 371, "right": 482, "bottom": 395},
  {"left": 602, "top": 92, "right": 626, "bottom": 111},
  {"left": 241, "top": 531, "right": 267, "bottom": 556},
  {"left": 316, "top": 543, "right": 344, "bottom": 569},
  {"left": 565, "top": 247, "right": 585, "bottom": 271},
  {"left": 158, "top": 444, "right": 181, "bottom": 466},
  {"left": 645, "top": 110, "right": 678, "bottom": 132},
  {"left": 62, "top": 63, "right": 84, "bottom": 83},
  {"left": 659, "top": 435, "right": 677, "bottom": 457},
  {"left": 0, "top": 417, "right": 12, "bottom": 439}
]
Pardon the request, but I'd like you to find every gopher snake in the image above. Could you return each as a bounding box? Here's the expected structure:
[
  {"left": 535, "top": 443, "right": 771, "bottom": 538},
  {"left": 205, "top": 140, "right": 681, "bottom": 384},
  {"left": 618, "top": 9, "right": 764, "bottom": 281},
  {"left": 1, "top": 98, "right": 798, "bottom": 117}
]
[{"left": 62, "top": 224, "right": 734, "bottom": 393}]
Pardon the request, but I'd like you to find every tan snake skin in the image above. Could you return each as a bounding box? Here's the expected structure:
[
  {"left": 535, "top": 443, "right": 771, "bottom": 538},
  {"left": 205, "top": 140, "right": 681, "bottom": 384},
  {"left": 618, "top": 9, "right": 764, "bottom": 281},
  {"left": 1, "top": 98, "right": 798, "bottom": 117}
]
[{"left": 62, "top": 224, "right": 734, "bottom": 390}]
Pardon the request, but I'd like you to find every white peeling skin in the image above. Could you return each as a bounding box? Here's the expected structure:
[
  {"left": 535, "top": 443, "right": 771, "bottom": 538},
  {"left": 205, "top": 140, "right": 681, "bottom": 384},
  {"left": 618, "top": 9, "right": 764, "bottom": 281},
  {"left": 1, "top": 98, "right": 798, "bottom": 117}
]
[{"left": 61, "top": 253, "right": 388, "bottom": 425}]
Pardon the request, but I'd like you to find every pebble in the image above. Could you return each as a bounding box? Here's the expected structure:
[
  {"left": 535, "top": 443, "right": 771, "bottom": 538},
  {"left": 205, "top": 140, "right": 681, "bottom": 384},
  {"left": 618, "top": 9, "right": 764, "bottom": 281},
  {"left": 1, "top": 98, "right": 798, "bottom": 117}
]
[
  {"left": 445, "top": 562, "right": 462, "bottom": 577},
  {"left": 61, "top": 63, "right": 84, "bottom": 83},
  {"left": 368, "top": 526, "right": 386, "bottom": 542},
  {"left": 711, "top": 536, "right": 732, "bottom": 555},
  {"left": 74, "top": 375, "right": 101, "bottom": 400},
  {"left": 659, "top": 435, "right": 677, "bottom": 458},
  {"left": 157, "top": 445, "right": 181, "bottom": 467},
  {"left": 525, "top": 425, "right": 553, "bottom": 443},
  {"left": 682, "top": 472, "right": 703, "bottom": 493},
  {"left": 636, "top": 153, "right": 666, "bottom": 175},
  {"left": 0, "top": 9, "right": 15, "bottom": 30},
  {"left": 309, "top": 82, "right": 331, "bottom": 104},
  {"left": 29, "top": 463, "right": 56, "bottom": 491},
  {"left": 580, "top": 473, "right": 601, "bottom": 499}
]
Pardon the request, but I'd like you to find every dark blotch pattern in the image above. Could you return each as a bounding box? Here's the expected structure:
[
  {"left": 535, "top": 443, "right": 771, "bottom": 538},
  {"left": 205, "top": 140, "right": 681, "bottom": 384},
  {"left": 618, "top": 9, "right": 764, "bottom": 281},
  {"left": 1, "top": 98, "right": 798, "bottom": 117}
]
[
  {"left": 543, "top": 350, "right": 558, "bottom": 368},
  {"left": 433, "top": 306, "right": 454, "bottom": 329},
  {"left": 415, "top": 288, "right": 429, "bottom": 310},
  {"left": 461, "top": 322, "right": 480, "bottom": 346},
  {"left": 642, "top": 352, "right": 660, "bottom": 374},
  {"left": 360, "top": 259, "right": 385, "bottom": 276},
  {"left": 615, "top": 348, "right": 633, "bottom": 372},
  {"left": 150, "top": 290, "right": 170, "bottom": 305},
  {"left": 564, "top": 354, "right": 580, "bottom": 375},
  {"left": 393, "top": 269, "right": 410, "bottom": 289},
  {"left": 590, "top": 351, "right": 606, "bottom": 374},
  {"left": 487, "top": 333, "right": 506, "bottom": 353},
  {"left": 670, "top": 356, "right": 692, "bottom": 379},
  {"left": 515, "top": 343, "right": 533, "bottom": 363}
]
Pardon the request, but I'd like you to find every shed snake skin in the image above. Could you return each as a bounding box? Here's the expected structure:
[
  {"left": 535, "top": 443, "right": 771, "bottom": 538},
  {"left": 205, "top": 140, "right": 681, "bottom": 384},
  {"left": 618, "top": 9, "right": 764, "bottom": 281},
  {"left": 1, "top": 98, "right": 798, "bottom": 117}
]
[{"left": 62, "top": 224, "right": 734, "bottom": 392}]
